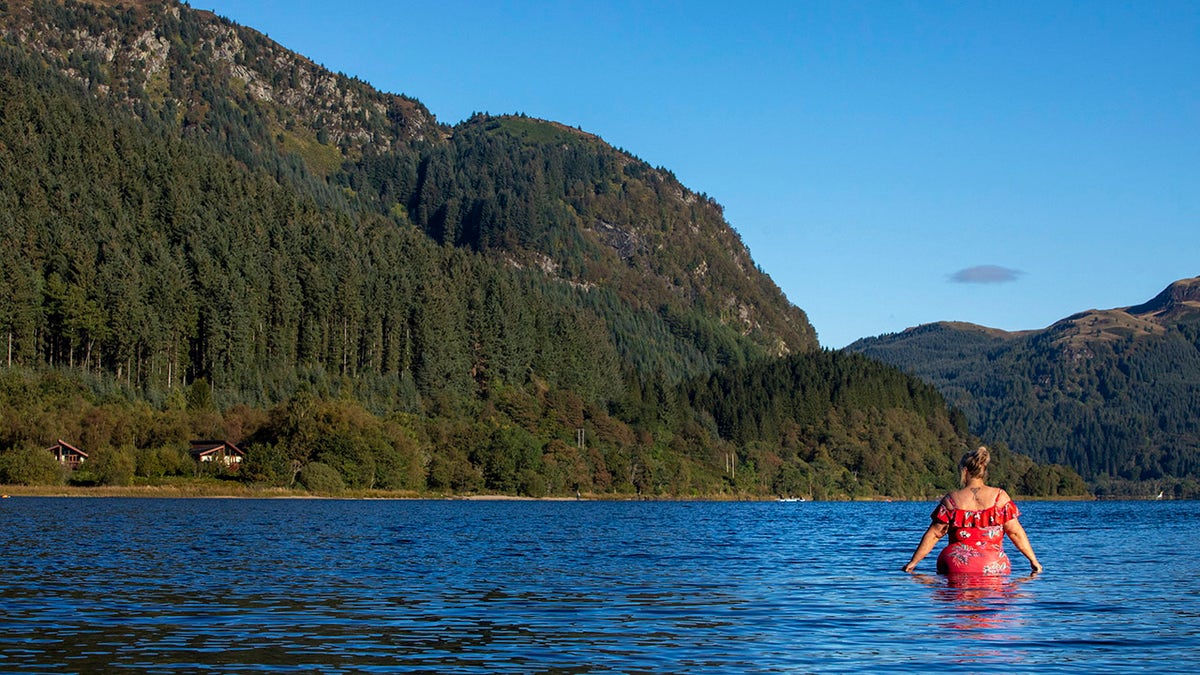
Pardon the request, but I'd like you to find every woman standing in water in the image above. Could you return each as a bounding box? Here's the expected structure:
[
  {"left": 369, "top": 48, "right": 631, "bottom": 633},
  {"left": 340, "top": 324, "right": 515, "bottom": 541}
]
[{"left": 903, "top": 446, "right": 1043, "bottom": 575}]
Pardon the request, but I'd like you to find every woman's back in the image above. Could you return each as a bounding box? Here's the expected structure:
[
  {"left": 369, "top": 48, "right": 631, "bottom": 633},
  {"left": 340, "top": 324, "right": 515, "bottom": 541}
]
[
  {"left": 944, "top": 485, "right": 1007, "bottom": 512},
  {"left": 903, "top": 445, "right": 1042, "bottom": 575},
  {"left": 934, "top": 485, "right": 1019, "bottom": 575}
]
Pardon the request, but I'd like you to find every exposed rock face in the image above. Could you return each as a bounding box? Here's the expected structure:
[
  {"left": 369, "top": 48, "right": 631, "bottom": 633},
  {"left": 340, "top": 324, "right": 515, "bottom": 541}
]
[{"left": 1, "top": 0, "right": 440, "bottom": 157}]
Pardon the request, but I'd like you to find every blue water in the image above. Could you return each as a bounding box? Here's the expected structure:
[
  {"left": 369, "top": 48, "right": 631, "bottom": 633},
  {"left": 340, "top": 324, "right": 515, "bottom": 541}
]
[{"left": 0, "top": 498, "right": 1195, "bottom": 673}]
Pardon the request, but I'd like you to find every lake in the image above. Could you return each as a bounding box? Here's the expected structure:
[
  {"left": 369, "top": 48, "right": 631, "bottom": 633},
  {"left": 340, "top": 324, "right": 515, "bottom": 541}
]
[{"left": 1, "top": 498, "right": 1195, "bottom": 673}]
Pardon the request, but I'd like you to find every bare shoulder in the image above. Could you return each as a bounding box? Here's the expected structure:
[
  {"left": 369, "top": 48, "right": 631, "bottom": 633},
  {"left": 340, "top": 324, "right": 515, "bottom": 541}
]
[{"left": 994, "top": 487, "right": 1012, "bottom": 506}]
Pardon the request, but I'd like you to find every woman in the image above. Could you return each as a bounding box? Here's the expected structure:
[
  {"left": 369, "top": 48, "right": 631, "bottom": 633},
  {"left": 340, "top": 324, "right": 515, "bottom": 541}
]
[{"left": 903, "top": 446, "right": 1042, "bottom": 575}]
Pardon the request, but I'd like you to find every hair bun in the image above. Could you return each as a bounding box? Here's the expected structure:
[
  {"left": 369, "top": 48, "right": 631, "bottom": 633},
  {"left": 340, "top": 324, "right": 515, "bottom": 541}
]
[{"left": 959, "top": 445, "right": 991, "bottom": 479}]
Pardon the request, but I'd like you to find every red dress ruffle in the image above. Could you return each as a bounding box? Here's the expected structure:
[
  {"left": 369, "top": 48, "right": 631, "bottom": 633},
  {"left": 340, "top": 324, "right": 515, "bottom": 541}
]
[{"left": 932, "top": 494, "right": 1020, "bottom": 576}]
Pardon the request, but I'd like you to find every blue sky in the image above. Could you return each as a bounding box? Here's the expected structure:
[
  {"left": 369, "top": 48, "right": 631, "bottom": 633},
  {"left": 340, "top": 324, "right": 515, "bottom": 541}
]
[{"left": 196, "top": 1, "right": 1198, "bottom": 348}]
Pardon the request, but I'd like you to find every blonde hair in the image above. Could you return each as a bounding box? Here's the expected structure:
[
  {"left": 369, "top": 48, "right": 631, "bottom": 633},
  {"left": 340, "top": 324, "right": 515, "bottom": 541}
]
[{"left": 959, "top": 445, "right": 990, "bottom": 485}]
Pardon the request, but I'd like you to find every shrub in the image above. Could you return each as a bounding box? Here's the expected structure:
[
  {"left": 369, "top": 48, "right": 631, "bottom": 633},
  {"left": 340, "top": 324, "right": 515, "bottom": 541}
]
[
  {"left": 243, "top": 442, "right": 295, "bottom": 487},
  {"left": 0, "top": 444, "right": 67, "bottom": 485},
  {"left": 297, "top": 461, "right": 345, "bottom": 494},
  {"left": 91, "top": 445, "right": 137, "bottom": 486}
]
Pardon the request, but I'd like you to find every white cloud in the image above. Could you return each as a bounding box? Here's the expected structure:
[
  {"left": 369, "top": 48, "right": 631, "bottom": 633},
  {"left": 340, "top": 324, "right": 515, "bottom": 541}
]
[{"left": 949, "top": 265, "right": 1024, "bottom": 284}]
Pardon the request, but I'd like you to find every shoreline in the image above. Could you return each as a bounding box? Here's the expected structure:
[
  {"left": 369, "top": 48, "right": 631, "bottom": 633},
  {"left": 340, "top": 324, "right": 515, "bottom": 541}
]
[
  {"left": 0, "top": 484, "right": 780, "bottom": 501},
  {"left": 0, "top": 483, "right": 1101, "bottom": 501}
]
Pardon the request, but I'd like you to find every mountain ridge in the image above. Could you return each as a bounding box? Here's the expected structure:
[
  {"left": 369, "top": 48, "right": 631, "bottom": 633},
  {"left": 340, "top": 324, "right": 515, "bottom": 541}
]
[
  {"left": 0, "top": 0, "right": 817, "bottom": 360},
  {"left": 1126, "top": 275, "right": 1200, "bottom": 321},
  {"left": 848, "top": 276, "right": 1200, "bottom": 497}
]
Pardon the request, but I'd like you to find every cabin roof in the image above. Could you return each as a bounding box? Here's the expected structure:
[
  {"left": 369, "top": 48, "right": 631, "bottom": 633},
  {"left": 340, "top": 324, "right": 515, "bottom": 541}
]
[
  {"left": 188, "top": 439, "right": 245, "bottom": 457},
  {"left": 47, "top": 439, "right": 88, "bottom": 458}
]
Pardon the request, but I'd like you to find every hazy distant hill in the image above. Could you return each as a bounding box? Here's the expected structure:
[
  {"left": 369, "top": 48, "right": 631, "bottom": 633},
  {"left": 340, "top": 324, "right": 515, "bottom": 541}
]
[
  {"left": 0, "top": 0, "right": 1084, "bottom": 498},
  {"left": 848, "top": 276, "right": 1200, "bottom": 497}
]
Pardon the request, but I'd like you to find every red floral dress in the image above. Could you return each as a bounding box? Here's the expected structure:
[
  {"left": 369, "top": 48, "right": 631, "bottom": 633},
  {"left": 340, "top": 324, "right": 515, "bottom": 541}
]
[{"left": 933, "top": 492, "right": 1021, "bottom": 576}]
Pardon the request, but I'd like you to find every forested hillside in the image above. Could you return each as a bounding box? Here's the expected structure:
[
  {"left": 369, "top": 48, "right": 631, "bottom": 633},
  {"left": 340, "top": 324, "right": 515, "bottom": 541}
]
[
  {"left": 0, "top": 0, "right": 1084, "bottom": 498},
  {"left": 849, "top": 277, "right": 1200, "bottom": 498}
]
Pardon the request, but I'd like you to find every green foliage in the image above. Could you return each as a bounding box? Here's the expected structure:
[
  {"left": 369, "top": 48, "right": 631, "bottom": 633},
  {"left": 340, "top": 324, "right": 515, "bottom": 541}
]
[
  {"left": 186, "top": 379, "right": 214, "bottom": 412},
  {"left": 0, "top": 443, "right": 67, "bottom": 485},
  {"left": 986, "top": 442, "right": 1089, "bottom": 498},
  {"left": 242, "top": 442, "right": 296, "bottom": 487},
  {"left": 473, "top": 424, "right": 542, "bottom": 495},
  {"left": 297, "top": 461, "right": 345, "bottom": 494},
  {"left": 150, "top": 445, "right": 192, "bottom": 478},
  {"left": 850, "top": 311, "right": 1200, "bottom": 497},
  {"left": 90, "top": 445, "right": 137, "bottom": 486}
]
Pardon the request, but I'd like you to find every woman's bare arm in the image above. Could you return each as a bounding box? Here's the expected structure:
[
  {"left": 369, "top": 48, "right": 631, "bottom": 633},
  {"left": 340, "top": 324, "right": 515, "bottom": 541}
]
[
  {"left": 902, "top": 522, "right": 948, "bottom": 573},
  {"left": 1004, "top": 518, "right": 1043, "bottom": 573}
]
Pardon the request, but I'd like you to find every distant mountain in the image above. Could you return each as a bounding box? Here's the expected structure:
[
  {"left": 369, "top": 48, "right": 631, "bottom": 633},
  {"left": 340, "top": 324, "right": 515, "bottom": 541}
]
[{"left": 848, "top": 276, "right": 1200, "bottom": 497}]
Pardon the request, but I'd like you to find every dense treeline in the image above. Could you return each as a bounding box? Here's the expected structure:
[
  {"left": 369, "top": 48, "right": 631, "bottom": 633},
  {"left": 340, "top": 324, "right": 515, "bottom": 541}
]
[
  {"left": 678, "top": 351, "right": 1085, "bottom": 498},
  {"left": 850, "top": 310, "right": 1200, "bottom": 498},
  {"left": 0, "top": 0, "right": 1085, "bottom": 498},
  {"left": 0, "top": 353, "right": 1086, "bottom": 498},
  {"left": 0, "top": 42, "right": 660, "bottom": 408}
]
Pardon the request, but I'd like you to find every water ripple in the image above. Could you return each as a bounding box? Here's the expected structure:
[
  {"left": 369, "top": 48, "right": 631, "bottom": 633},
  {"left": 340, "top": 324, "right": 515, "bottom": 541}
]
[{"left": 1, "top": 499, "right": 1197, "bottom": 673}]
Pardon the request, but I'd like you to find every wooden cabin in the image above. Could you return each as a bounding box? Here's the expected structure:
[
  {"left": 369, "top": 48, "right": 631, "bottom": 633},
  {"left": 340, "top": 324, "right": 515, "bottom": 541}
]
[
  {"left": 189, "top": 440, "right": 246, "bottom": 469},
  {"left": 47, "top": 440, "right": 88, "bottom": 470}
]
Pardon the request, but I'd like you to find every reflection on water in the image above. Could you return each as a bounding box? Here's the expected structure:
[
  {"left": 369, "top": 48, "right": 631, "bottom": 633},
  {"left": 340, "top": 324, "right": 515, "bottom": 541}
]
[
  {"left": 0, "top": 498, "right": 1196, "bottom": 673},
  {"left": 909, "top": 572, "right": 1040, "bottom": 670},
  {"left": 913, "top": 572, "right": 1035, "bottom": 633}
]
